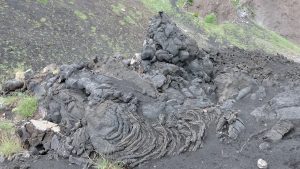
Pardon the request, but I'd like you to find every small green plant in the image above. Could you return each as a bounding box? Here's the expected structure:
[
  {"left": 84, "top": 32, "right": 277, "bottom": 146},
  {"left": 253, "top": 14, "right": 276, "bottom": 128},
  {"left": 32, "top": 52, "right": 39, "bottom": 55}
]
[
  {"left": 0, "top": 120, "right": 14, "bottom": 131},
  {"left": 14, "top": 96, "right": 38, "bottom": 118},
  {"left": 74, "top": 10, "right": 88, "bottom": 20},
  {"left": 231, "top": 0, "right": 240, "bottom": 7},
  {"left": 0, "top": 96, "right": 19, "bottom": 107},
  {"left": 37, "top": 0, "right": 48, "bottom": 5},
  {"left": 95, "top": 158, "right": 123, "bottom": 169},
  {"left": 177, "top": 0, "right": 193, "bottom": 8},
  {"left": 111, "top": 3, "right": 126, "bottom": 15},
  {"left": 91, "top": 26, "right": 97, "bottom": 33},
  {"left": 0, "top": 135, "right": 22, "bottom": 157},
  {"left": 124, "top": 16, "right": 136, "bottom": 25},
  {"left": 192, "top": 12, "right": 199, "bottom": 18},
  {"left": 204, "top": 13, "right": 217, "bottom": 24},
  {"left": 187, "top": 0, "right": 193, "bottom": 5}
]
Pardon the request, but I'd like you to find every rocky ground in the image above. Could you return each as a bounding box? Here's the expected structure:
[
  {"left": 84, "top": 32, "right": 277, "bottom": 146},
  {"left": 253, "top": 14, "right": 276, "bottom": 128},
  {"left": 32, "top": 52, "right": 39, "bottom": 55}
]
[{"left": 1, "top": 12, "right": 300, "bottom": 169}]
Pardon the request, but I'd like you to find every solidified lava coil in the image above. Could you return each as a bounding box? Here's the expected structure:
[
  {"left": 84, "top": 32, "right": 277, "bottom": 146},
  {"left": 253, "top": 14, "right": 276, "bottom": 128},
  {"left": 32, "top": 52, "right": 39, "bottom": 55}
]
[{"left": 18, "top": 12, "right": 219, "bottom": 167}]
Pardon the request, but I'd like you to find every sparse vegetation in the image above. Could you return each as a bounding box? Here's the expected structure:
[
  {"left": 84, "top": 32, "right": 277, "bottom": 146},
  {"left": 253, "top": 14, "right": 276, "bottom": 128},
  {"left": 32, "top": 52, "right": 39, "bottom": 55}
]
[
  {"left": 13, "top": 96, "right": 38, "bottom": 118},
  {"left": 91, "top": 26, "right": 97, "bottom": 33},
  {"left": 187, "top": 0, "right": 194, "bottom": 5},
  {"left": 37, "top": 0, "right": 48, "bottom": 5},
  {"left": 231, "top": 0, "right": 240, "bottom": 7},
  {"left": 111, "top": 3, "right": 126, "bottom": 15},
  {"left": 140, "top": 0, "right": 173, "bottom": 13},
  {"left": 0, "top": 120, "right": 22, "bottom": 157},
  {"left": 124, "top": 16, "right": 136, "bottom": 25},
  {"left": 0, "top": 134, "right": 22, "bottom": 157},
  {"left": 0, "top": 120, "right": 14, "bottom": 131},
  {"left": 95, "top": 158, "right": 123, "bottom": 169},
  {"left": 204, "top": 13, "right": 217, "bottom": 24},
  {"left": 177, "top": 0, "right": 193, "bottom": 8},
  {"left": 74, "top": 10, "right": 88, "bottom": 20},
  {"left": 0, "top": 95, "right": 19, "bottom": 107}
]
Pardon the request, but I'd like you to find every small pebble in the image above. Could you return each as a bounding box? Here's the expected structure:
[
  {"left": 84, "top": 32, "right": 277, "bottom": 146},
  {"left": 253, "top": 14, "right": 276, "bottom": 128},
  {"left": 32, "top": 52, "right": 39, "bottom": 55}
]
[
  {"left": 259, "top": 142, "right": 271, "bottom": 150},
  {"left": 257, "top": 158, "right": 268, "bottom": 169}
]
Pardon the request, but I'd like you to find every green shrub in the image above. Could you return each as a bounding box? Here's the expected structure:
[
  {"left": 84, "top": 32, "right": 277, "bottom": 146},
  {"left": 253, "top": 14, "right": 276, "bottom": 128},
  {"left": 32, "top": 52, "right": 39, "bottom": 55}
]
[
  {"left": 231, "top": 0, "right": 240, "bottom": 7},
  {"left": 0, "top": 120, "right": 14, "bottom": 131},
  {"left": 204, "top": 13, "right": 217, "bottom": 24},
  {"left": 14, "top": 96, "right": 38, "bottom": 118},
  {"left": 187, "top": 0, "right": 193, "bottom": 5},
  {"left": 0, "top": 136, "right": 22, "bottom": 157},
  {"left": 95, "top": 158, "right": 123, "bottom": 169}
]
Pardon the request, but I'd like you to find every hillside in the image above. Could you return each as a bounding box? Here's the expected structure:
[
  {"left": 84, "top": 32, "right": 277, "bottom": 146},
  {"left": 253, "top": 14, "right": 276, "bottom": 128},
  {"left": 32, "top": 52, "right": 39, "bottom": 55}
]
[{"left": 1, "top": 1, "right": 300, "bottom": 169}]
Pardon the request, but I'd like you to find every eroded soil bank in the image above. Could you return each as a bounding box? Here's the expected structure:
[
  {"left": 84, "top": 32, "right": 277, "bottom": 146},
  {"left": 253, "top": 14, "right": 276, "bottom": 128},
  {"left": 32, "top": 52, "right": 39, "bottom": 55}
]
[{"left": 1, "top": 12, "right": 300, "bottom": 169}]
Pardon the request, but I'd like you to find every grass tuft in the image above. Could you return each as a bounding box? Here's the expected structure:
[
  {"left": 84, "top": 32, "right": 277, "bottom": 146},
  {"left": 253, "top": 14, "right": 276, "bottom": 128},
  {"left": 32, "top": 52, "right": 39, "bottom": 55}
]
[
  {"left": 204, "top": 13, "right": 217, "bottom": 24},
  {"left": 231, "top": 0, "right": 240, "bottom": 7},
  {"left": 0, "top": 96, "right": 19, "bottom": 107},
  {"left": 0, "top": 135, "right": 22, "bottom": 157},
  {"left": 140, "top": 0, "right": 173, "bottom": 13},
  {"left": 74, "top": 10, "right": 88, "bottom": 20},
  {"left": 95, "top": 158, "right": 123, "bottom": 169},
  {"left": 111, "top": 3, "right": 126, "bottom": 15},
  {"left": 37, "top": 0, "right": 48, "bottom": 5},
  {"left": 13, "top": 96, "right": 38, "bottom": 118},
  {"left": 0, "top": 120, "right": 14, "bottom": 131},
  {"left": 0, "top": 120, "right": 21, "bottom": 157}
]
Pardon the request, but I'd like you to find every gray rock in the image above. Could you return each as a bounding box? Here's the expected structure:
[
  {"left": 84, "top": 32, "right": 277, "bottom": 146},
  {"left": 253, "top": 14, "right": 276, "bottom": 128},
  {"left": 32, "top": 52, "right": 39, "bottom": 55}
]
[
  {"left": 156, "top": 50, "right": 173, "bottom": 61},
  {"left": 50, "top": 135, "right": 60, "bottom": 151},
  {"left": 151, "top": 74, "right": 167, "bottom": 89},
  {"left": 228, "top": 119, "right": 245, "bottom": 139},
  {"left": 236, "top": 86, "right": 252, "bottom": 100},
  {"left": 141, "top": 12, "right": 199, "bottom": 64},
  {"left": 141, "top": 45, "right": 155, "bottom": 60},
  {"left": 69, "top": 155, "right": 88, "bottom": 166},
  {"left": 263, "top": 120, "right": 293, "bottom": 142},
  {"left": 142, "top": 102, "right": 165, "bottom": 119},
  {"left": 182, "top": 88, "right": 194, "bottom": 98},
  {"left": 0, "top": 155, "right": 5, "bottom": 163},
  {"left": 220, "top": 99, "right": 235, "bottom": 110},
  {"left": 2, "top": 79, "right": 24, "bottom": 92},
  {"left": 122, "top": 59, "right": 131, "bottom": 66},
  {"left": 57, "top": 144, "right": 70, "bottom": 158},
  {"left": 259, "top": 142, "right": 271, "bottom": 151},
  {"left": 251, "top": 88, "right": 300, "bottom": 120},
  {"left": 257, "top": 159, "right": 268, "bottom": 169},
  {"left": 202, "top": 56, "right": 213, "bottom": 75},
  {"left": 178, "top": 50, "right": 189, "bottom": 61}
]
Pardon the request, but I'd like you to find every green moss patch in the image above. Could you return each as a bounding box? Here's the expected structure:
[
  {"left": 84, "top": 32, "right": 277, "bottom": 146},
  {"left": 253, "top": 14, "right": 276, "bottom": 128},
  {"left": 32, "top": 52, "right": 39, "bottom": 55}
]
[
  {"left": 204, "top": 13, "right": 217, "bottom": 24},
  {"left": 74, "top": 10, "right": 88, "bottom": 20}
]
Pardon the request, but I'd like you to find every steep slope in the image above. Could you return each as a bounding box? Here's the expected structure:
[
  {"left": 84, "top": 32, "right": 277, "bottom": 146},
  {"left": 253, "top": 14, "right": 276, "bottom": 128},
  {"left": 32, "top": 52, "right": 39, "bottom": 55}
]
[{"left": 0, "top": 0, "right": 151, "bottom": 84}]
